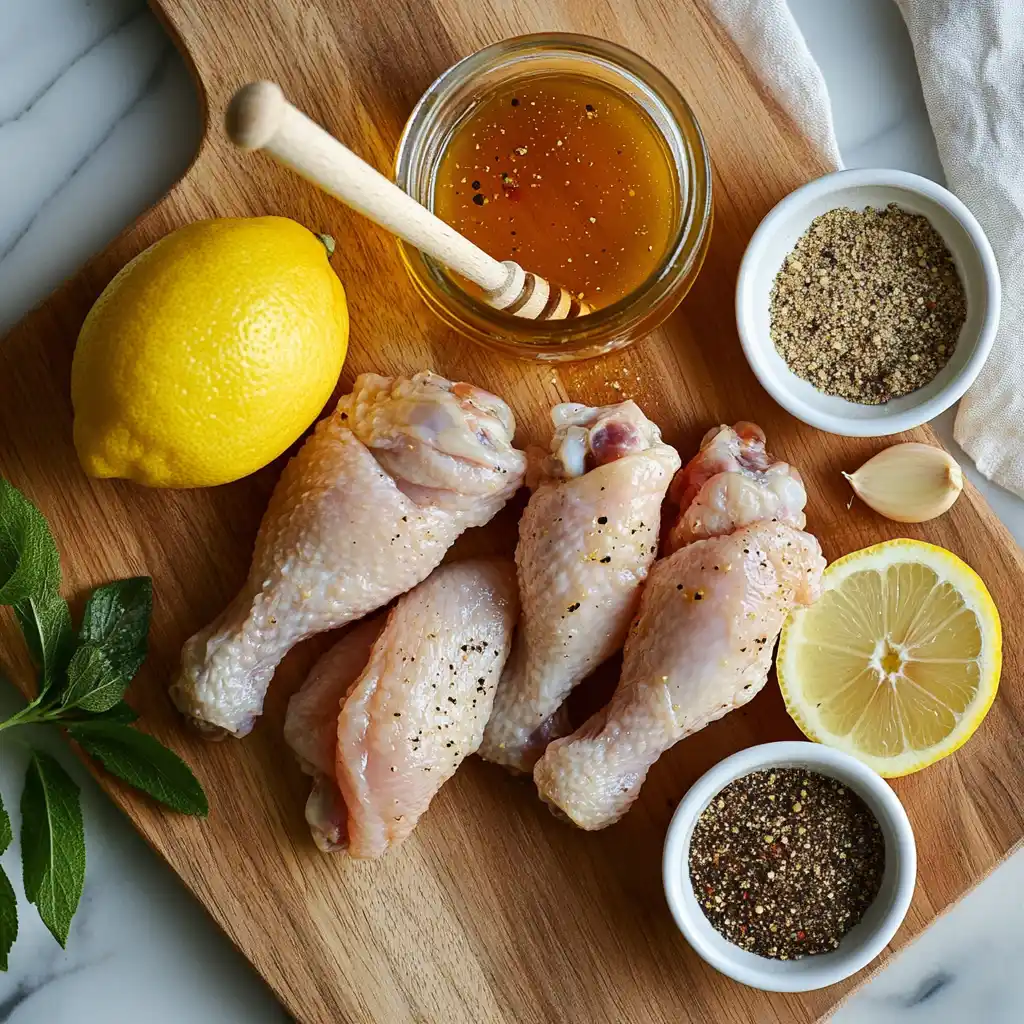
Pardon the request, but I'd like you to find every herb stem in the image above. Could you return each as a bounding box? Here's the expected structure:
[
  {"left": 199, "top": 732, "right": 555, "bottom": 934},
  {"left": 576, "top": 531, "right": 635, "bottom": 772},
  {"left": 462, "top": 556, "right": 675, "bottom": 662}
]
[
  {"left": 0, "top": 706, "right": 45, "bottom": 732},
  {"left": 0, "top": 697, "right": 62, "bottom": 733}
]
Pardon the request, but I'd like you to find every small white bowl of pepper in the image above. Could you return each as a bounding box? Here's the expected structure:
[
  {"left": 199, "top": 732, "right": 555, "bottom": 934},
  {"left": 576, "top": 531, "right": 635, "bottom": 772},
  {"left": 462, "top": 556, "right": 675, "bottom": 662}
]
[
  {"left": 736, "top": 168, "right": 1000, "bottom": 436},
  {"left": 662, "top": 741, "right": 916, "bottom": 992}
]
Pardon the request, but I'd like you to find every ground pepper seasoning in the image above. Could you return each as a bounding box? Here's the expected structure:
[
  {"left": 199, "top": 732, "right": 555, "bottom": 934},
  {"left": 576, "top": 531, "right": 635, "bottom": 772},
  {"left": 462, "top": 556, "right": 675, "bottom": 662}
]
[
  {"left": 688, "top": 768, "right": 885, "bottom": 960},
  {"left": 770, "top": 204, "right": 967, "bottom": 404}
]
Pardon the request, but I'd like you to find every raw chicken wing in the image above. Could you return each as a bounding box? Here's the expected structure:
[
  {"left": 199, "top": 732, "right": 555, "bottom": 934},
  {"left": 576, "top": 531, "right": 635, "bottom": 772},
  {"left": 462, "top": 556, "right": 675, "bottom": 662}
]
[
  {"left": 534, "top": 522, "right": 824, "bottom": 829},
  {"left": 479, "top": 401, "right": 680, "bottom": 772},
  {"left": 285, "top": 559, "right": 518, "bottom": 856},
  {"left": 172, "top": 372, "right": 525, "bottom": 737}
]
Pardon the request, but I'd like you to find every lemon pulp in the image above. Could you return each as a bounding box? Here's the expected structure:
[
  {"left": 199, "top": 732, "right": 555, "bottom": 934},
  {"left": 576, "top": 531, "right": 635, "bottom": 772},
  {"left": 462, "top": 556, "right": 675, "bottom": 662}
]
[{"left": 778, "top": 539, "right": 1001, "bottom": 776}]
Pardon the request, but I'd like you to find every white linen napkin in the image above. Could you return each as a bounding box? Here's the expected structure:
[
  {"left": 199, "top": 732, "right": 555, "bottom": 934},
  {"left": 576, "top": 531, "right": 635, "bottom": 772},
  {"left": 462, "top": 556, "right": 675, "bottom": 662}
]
[{"left": 708, "top": 0, "right": 1024, "bottom": 498}]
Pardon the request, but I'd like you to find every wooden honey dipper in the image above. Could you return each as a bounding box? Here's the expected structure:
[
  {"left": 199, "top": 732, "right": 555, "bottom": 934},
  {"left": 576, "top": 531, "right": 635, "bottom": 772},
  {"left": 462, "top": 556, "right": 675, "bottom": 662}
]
[{"left": 226, "top": 82, "right": 591, "bottom": 320}]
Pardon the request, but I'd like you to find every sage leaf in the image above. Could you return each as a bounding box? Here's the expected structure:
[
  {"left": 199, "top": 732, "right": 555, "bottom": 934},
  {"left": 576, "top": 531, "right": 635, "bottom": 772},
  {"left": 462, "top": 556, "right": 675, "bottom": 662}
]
[
  {"left": 60, "top": 646, "right": 127, "bottom": 714},
  {"left": 14, "top": 593, "right": 73, "bottom": 702},
  {"left": 0, "top": 480, "right": 73, "bottom": 698},
  {"left": 0, "top": 790, "right": 10, "bottom": 854},
  {"left": 0, "top": 788, "right": 14, "bottom": 970},
  {"left": 0, "top": 478, "right": 60, "bottom": 605},
  {"left": 85, "top": 701, "right": 139, "bottom": 725},
  {"left": 68, "top": 722, "right": 208, "bottom": 817},
  {"left": 79, "top": 577, "right": 151, "bottom": 682},
  {"left": 0, "top": 865, "right": 16, "bottom": 971},
  {"left": 20, "top": 752, "right": 84, "bottom": 948},
  {"left": 61, "top": 577, "right": 153, "bottom": 713}
]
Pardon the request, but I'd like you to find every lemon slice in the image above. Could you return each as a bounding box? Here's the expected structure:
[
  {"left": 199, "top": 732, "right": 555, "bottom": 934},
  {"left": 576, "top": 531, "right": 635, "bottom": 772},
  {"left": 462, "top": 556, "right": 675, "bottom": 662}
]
[{"left": 778, "top": 539, "right": 1001, "bottom": 777}]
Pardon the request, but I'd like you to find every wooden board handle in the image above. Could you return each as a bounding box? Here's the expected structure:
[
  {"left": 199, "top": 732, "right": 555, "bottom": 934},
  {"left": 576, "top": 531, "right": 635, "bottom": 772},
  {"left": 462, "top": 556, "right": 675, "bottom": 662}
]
[{"left": 225, "top": 81, "right": 510, "bottom": 293}]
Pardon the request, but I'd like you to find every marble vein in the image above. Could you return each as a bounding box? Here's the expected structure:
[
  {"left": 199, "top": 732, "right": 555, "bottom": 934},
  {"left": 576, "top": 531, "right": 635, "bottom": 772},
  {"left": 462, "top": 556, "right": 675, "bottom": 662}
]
[
  {"left": 0, "top": 13, "right": 172, "bottom": 259},
  {"left": 901, "top": 970, "right": 953, "bottom": 1007},
  {"left": 0, "top": 0, "right": 139, "bottom": 121},
  {"left": 0, "top": 0, "right": 199, "bottom": 333},
  {"left": 0, "top": 957, "right": 103, "bottom": 1023}
]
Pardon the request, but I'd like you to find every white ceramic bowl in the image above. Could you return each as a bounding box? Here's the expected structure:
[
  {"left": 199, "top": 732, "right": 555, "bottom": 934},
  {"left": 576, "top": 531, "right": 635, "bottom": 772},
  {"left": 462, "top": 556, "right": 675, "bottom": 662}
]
[
  {"left": 662, "top": 741, "right": 916, "bottom": 992},
  {"left": 736, "top": 168, "right": 1000, "bottom": 436}
]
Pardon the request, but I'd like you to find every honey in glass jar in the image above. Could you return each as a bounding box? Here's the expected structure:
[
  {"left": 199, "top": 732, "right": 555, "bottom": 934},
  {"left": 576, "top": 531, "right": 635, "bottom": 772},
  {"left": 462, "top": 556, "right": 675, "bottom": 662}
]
[
  {"left": 396, "top": 35, "right": 713, "bottom": 360},
  {"left": 434, "top": 73, "right": 677, "bottom": 310}
]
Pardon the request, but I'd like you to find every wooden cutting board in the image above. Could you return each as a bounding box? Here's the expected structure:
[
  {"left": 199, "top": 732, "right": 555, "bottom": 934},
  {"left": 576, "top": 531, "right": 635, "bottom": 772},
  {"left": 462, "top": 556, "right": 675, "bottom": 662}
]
[{"left": 3, "top": 0, "right": 1022, "bottom": 1021}]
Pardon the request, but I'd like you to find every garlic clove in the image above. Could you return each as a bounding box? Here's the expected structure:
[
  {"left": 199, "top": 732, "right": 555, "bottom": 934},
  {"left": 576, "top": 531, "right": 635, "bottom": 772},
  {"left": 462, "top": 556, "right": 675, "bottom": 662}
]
[{"left": 843, "top": 442, "right": 963, "bottom": 523}]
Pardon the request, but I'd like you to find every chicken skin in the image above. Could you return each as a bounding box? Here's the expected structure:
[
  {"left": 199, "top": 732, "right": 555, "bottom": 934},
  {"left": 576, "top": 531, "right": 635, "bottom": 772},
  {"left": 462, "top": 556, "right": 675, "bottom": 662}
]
[
  {"left": 283, "top": 615, "right": 384, "bottom": 851},
  {"left": 285, "top": 559, "right": 518, "bottom": 856},
  {"left": 667, "top": 422, "right": 807, "bottom": 550},
  {"left": 534, "top": 423, "right": 824, "bottom": 830},
  {"left": 479, "top": 401, "right": 680, "bottom": 773},
  {"left": 171, "top": 372, "right": 525, "bottom": 737},
  {"left": 534, "top": 523, "right": 824, "bottom": 829}
]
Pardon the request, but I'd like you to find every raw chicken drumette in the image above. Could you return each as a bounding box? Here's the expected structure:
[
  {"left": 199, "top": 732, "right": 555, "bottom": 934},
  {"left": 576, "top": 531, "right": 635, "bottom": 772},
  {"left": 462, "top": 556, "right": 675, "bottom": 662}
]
[
  {"left": 667, "top": 421, "right": 807, "bottom": 550},
  {"left": 534, "top": 423, "right": 825, "bottom": 829},
  {"left": 171, "top": 372, "right": 525, "bottom": 737},
  {"left": 479, "top": 401, "right": 680, "bottom": 772},
  {"left": 285, "top": 559, "right": 518, "bottom": 857},
  {"left": 283, "top": 614, "right": 384, "bottom": 851}
]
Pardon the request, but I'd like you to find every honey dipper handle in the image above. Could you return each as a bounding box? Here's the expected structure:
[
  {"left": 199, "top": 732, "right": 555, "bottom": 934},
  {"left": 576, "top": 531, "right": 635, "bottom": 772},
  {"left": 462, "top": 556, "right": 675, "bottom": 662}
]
[{"left": 226, "top": 81, "right": 514, "bottom": 295}]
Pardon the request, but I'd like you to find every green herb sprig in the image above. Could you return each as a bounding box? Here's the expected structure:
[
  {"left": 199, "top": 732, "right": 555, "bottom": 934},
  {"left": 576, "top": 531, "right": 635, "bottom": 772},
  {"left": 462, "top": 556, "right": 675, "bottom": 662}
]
[{"left": 0, "top": 478, "right": 207, "bottom": 968}]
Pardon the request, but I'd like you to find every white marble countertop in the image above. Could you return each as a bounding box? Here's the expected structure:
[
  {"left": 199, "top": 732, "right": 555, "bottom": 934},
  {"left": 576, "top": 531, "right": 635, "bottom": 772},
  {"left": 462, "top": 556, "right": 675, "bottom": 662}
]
[{"left": 1, "top": 0, "right": 1023, "bottom": 1020}]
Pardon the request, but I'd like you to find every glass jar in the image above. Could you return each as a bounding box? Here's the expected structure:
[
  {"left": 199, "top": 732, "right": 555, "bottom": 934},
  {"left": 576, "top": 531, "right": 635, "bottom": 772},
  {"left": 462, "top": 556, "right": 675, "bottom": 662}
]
[{"left": 395, "top": 33, "right": 713, "bottom": 362}]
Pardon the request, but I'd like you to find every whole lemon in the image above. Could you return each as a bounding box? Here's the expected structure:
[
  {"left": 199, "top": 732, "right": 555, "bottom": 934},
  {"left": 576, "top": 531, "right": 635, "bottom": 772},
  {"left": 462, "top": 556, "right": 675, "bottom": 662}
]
[{"left": 71, "top": 216, "right": 348, "bottom": 488}]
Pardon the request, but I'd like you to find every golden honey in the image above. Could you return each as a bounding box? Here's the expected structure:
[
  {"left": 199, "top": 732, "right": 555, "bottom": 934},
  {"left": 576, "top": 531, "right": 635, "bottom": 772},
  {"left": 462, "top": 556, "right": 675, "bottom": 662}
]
[
  {"left": 396, "top": 35, "right": 713, "bottom": 360},
  {"left": 434, "top": 73, "right": 677, "bottom": 309}
]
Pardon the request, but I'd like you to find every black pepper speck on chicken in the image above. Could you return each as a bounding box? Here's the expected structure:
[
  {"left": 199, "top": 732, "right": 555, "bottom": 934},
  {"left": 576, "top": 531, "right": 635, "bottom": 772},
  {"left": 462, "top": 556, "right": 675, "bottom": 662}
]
[
  {"left": 479, "top": 400, "right": 680, "bottom": 773},
  {"left": 535, "top": 424, "right": 825, "bottom": 830},
  {"left": 171, "top": 371, "right": 525, "bottom": 737},
  {"left": 285, "top": 559, "right": 518, "bottom": 857}
]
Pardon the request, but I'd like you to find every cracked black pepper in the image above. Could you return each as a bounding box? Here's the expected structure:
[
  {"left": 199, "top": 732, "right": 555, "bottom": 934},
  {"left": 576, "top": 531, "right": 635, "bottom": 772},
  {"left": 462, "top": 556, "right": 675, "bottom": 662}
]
[
  {"left": 688, "top": 768, "right": 885, "bottom": 959},
  {"left": 770, "top": 204, "right": 967, "bottom": 404}
]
